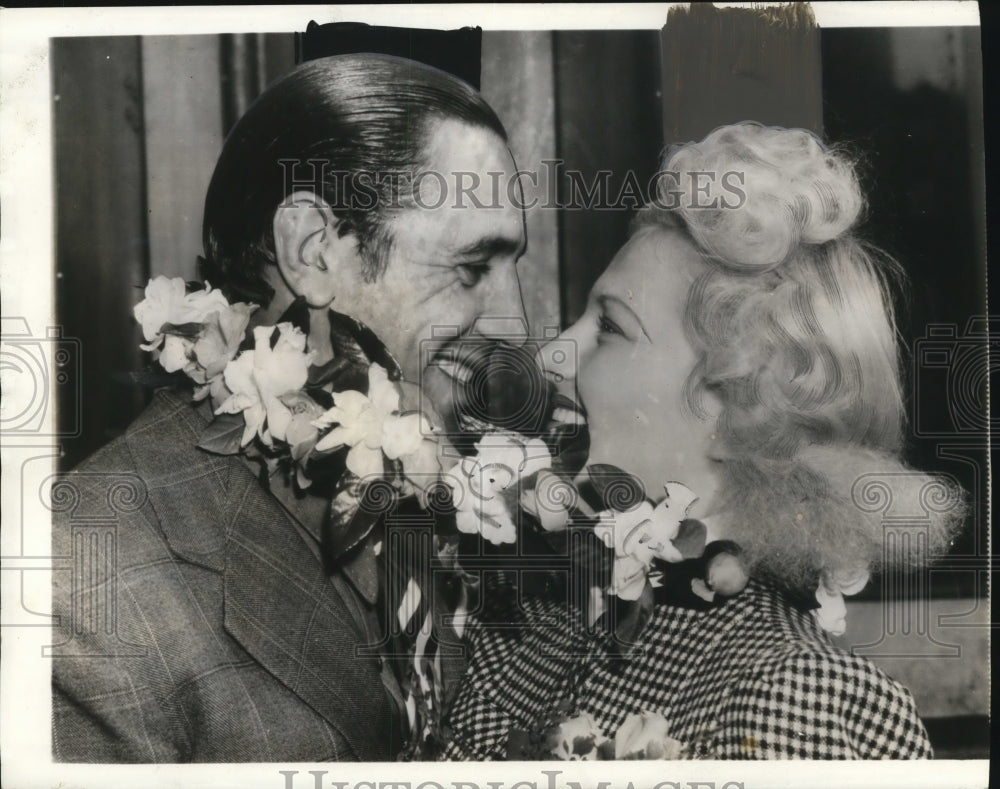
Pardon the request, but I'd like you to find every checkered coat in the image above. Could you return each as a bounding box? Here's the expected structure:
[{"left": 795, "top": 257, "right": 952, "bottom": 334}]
[{"left": 439, "top": 576, "right": 933, "bottom": 760}]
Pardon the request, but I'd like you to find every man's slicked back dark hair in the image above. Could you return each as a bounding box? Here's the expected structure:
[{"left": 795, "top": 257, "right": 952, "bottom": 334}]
[{"left": 201, "top": 53, "right": 507, "bottom": 305}]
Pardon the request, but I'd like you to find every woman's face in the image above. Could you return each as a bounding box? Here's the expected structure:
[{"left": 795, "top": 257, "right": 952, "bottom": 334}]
[{"left": 553, "top": 227, "right": 724, "bottom": 519}]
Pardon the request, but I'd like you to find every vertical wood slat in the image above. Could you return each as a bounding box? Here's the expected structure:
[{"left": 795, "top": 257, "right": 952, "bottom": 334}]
[
  {"left": 553, "top": 30, "right": 663, "bottom": 325},
  {"left": 481, "top": 31, "right": 560, "bottom": 337},
  {"left": 220, "top": 33, "right": 296, "bottom": 137},
  {"left": 53, "top": 37, "right": 150, "bottom": 469},
  {"left": 141, "top": 36, "right": 224, "bottom": 280},
  {"left": 660, "top": 3, "right": 823, "bottom": 144}
]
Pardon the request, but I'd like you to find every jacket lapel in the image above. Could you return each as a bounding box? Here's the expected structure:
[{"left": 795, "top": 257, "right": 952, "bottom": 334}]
[
  {"left": 127, "top": 390, "right": 400, "bottom": 759},
  {"left": 124, "top": 390, "right": 231, "bottom": 572},
  {"left": 222, "top": 472, "right": 398, "bottom": 758}
]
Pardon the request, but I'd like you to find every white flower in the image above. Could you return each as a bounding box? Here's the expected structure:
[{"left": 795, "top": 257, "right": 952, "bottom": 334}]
[
  {"left": 446, "top": 456, "right": 517, "bottom": 545},
  {"left": 279, "top": 391, "right": 327, "bottom": 459},
  {"left": 813, "top": 584, "right": 848, "bottom": 636},
  {"left": 216, "top": 351, "right": 264, "bottom": 446},
  {"left": 134, "top": 276, "right": 229, "bottom": 352},
  {"left": 606, "top": 555, "right": 650, "bottom": 601},
  {"left": 214, "top": 323, "right": 313, "bottom": 447},
  {"left": 191, "top": 302, "right": 257, "bottom": 380},
  {"left": 813, "top": 567, "right": 870, "bottom": 636},
  {"left": 614, "top": 711, "right": 683, "bottom": 760},
  {"left": 311, "top": 364, "right": 430, "bottom": 480},
  {"left": 593, "top": 482, "right": 698, "bottom": 599},
  {"left": 546, "top": 711, "right": 608, "bottom": 761},
  {"left": 382, "top": 412, "right": 429, "bottom": 460},
  {"left": 158, "top": 334, "right": 195, "bottom": 373},
  {"left": 444, "top": 433, "right": 552, "bottom": 545}
]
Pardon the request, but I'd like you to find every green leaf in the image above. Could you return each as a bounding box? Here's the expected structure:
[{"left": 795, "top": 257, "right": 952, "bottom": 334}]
[
  {"left": 506, "top": 728, "right": 533, "bottom": 760},
  {"left": 673, "top": 518, "right": 708, "bottom": 559},
  {"left": 324, "top": 477, "right": 397, "bottom": 561},
  {"left": 571, "top": 734, "right": 597, "bottom": 757},
  {"left": 306, "top": 307, "right": 403, "bottom": 393},
  {"left": 612, "top": 580, "right": 654, "bottom": 652},
  {"left": 159, "top": 321, "right": 203, "bottom": 340},
  {"left": 196, "top": 412, "right": 245, "bottom": 455},
  {"left": 548, "top": 422, "right": 590, "bottom": 477},
  {"left": 329, "top": 307, "right": 403, "bottom": 381},
  {"left": 587, "top": 463, "right": 646, "bottom": 510},
  {"left": 276, "top": 295, "right": 310, "bottom": 337}
]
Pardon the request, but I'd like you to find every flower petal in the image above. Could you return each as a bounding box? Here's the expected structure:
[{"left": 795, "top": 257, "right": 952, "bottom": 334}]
[
  {"left": 813, "top": 585, "right": 848, "bottom": 636},
  {"left": 400, "top": 438, "right": 442, "bottom": 490},
  {"left": 479, "top": 510, "right": 517, "bottom": 545},
  {"left": 610, "top": 556, "right": 649, "bottom": 600},
  {"left": 263, "top": 395, "right": 293, "bottom": 443},
  {"left": 519, "top": 438, "right": 553, "bottom": 478},
  {"left": 314, "top": 426, "right": 351, "bottom": 453},
  {"left": 368, "top": 363, "right": 400, "bottom": 415},
  {"left": 158, "top": 335, "right": 193, "bottom": 373},
  {"left": 381, "top": 413, "right": 427, "bottom": 460},
  {"left": 346, "top": 443, "right": 384, "bottom": 480}
]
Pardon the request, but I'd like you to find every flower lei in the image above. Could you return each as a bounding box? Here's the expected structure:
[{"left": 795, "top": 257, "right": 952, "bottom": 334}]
[
  {"left": 507, "top": 703, "right": 686, "bottom": 761},
  {"left": 134, "top": 276, "right": 443, "bottom": 499},
  {"left": 134, "top": 275, "right": 869, "bottom": 761}
]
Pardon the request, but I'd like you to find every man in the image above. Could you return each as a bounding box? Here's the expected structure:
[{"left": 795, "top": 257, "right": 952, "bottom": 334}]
[{"left": 51, "top": 53, "right": 527, "bottom": 762}]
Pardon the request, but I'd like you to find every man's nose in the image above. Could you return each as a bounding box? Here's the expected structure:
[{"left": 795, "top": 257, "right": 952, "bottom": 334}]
[{"left": 471, "top": 261, "right": 528, "bottom": 345}]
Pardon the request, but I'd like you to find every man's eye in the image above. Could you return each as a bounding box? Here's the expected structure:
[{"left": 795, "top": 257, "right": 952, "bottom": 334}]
[{"left": 457, "top": 263, "right": 490, "bottom": 287}]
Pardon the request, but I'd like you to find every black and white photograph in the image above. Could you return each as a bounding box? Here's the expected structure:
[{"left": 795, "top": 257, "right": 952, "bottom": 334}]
[{"left": 0, "top": 3, "right": 991, "bottom": 787}]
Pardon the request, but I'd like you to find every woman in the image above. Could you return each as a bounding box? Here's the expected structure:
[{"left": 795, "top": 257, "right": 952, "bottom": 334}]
[{"left": 438, "top": 123, "right": 963, "bottom": 760}]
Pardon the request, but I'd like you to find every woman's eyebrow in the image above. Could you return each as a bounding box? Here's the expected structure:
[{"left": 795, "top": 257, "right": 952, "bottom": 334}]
[{"left": 598, "top": 294, "right": 652, "bottom": 342}]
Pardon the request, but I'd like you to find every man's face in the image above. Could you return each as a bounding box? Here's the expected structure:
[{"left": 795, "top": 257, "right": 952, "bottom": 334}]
[{"left": 338, "top": 118, "right": 528, "bottom": 405}]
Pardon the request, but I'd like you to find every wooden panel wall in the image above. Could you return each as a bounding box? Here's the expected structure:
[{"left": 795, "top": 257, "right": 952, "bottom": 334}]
[
  {"left": 553, "top": 30, "right": 663, "bottom": 325},
  {"left": 481, "top": 31, "right": 560, "bottom": 337},
  {"left": 53, "top": 37, "right": 151, "bottom": 469},
  {"left": 141, "top": 37, "right": 224, "bottom": 280}
]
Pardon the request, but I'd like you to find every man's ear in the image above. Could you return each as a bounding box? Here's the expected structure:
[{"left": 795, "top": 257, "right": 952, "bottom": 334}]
[{"left": 272, "top": 190, "right": 361, "bottom": 308}]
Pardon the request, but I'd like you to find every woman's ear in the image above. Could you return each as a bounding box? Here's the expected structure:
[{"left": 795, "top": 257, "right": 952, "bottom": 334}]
[{"left": 272, "top": 190, "right": 362, "bottom": 308}]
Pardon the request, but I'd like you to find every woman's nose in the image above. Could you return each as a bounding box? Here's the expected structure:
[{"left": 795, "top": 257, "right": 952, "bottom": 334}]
[{"left": 537, "top": 317, "right": 591, "bottom": 386}]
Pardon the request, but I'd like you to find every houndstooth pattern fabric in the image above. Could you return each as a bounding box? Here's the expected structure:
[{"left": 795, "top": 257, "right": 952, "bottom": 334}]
[{"left": 438, "top": 577, "right": 933, "bottom": 760}]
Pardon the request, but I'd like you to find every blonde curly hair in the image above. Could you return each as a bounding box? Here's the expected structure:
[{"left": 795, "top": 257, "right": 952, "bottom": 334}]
[{"left": 635, "top": 122, "right": 964, "bottom": 590}]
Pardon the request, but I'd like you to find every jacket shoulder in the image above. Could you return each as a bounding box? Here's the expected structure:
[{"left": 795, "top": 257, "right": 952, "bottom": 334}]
[
  {"left": 720, "top": 629, "right": 933, "bottom": 759},
  {"left": 55, "top": 389, "right": 244, "bottom": 570}
]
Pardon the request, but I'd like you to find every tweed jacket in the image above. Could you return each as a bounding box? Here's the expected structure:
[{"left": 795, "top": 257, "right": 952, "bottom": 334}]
[
  {"left": 439, "top": 575, "right": 933, "bottom": 760},
  {"left": 51, "top": 389, "right": 407, "bottom": 762}
]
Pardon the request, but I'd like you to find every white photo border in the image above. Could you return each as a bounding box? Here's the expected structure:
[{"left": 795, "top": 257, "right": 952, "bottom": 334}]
[{"left": 0, "top": 4, "right": 987, "bottom": 789}]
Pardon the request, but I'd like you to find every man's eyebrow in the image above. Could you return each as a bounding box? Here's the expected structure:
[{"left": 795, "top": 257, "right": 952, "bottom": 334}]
[{"left": 453, "top": 234, "right": 526, "bottom": 260}]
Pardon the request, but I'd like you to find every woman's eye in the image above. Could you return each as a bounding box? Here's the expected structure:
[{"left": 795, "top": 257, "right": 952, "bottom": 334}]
[
  {"left": 457, "top": 263, "right": 490, "bottom": 287},
  {"left": 597, "top": 314, "right": 624, "bottom": 338}
]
